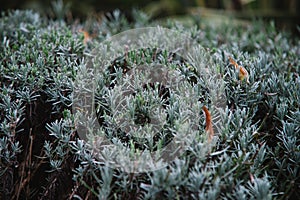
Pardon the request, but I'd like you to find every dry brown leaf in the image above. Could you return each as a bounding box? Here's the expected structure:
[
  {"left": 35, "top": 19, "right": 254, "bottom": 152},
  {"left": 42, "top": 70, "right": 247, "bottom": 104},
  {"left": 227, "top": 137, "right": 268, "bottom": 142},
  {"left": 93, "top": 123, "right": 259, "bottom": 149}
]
[
  {"left": 79, "top": 29, "right": 91, "bottom": 45},
  {"left": 228, "top": 56, "right": 250, "bottom": 83},
  {"left": 202, "top": 105, "right": 214, "bottom": 143}
]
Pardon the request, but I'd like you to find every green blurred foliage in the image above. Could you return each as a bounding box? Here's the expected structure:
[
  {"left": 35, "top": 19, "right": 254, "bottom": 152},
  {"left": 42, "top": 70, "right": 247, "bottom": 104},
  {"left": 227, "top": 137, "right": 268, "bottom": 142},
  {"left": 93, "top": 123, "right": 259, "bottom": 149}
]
[{"left": 0, "top": 0, "right": 299, "bottom": 34}]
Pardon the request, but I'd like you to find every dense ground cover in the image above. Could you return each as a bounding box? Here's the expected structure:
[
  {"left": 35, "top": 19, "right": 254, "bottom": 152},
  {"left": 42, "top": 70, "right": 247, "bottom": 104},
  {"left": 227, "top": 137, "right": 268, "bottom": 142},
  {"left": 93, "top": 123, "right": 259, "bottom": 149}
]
[{"left": 0, "top": 9, "right": 299, "bottom": 199}]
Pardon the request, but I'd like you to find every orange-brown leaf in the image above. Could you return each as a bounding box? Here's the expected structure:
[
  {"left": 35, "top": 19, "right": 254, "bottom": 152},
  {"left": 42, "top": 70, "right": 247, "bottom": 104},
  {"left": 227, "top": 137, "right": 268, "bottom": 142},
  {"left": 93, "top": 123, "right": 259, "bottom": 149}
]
[
  {"left": 228, "top": 56, "right": 249, "bottom": 83},
  {"left": 202, "top": 106, "right": 214, "bottom": 143},
  {"left": 79, "top": 29, "right": 91, "bottom": 45}
]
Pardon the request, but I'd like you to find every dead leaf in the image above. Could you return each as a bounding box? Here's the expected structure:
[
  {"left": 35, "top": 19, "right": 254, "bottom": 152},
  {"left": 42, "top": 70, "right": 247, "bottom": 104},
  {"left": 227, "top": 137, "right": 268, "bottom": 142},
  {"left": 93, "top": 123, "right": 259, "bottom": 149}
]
[
  {"left": 202, "top": 106, "right": 214, "bottom": 143},
  {"left": 228, "top": 56, "right": 250, "bottom": 84},
  {"left": 79, "top": 29, "right": 91, "bottom": 45}
]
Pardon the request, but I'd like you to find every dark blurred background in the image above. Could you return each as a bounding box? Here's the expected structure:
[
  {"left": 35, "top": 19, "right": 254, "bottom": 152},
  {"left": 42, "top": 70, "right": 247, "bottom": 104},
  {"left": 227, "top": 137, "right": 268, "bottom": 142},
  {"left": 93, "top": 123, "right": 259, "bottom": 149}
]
[{"left": 0, "top": 0, "right": 299, "bottom": 33}]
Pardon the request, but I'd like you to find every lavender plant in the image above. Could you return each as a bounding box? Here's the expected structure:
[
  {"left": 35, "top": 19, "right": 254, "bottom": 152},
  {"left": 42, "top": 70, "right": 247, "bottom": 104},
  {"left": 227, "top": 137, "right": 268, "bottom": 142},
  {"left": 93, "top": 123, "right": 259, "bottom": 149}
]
[{"left": 0, "top": 7, "right": 299, "bottom": 200}]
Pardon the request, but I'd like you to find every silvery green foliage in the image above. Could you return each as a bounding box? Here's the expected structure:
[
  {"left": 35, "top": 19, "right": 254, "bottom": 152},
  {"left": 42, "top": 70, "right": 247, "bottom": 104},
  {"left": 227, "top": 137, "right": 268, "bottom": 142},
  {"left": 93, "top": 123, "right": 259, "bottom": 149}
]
[{"left": 1, "top": 9, "right": 299, "bottom": 200}]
